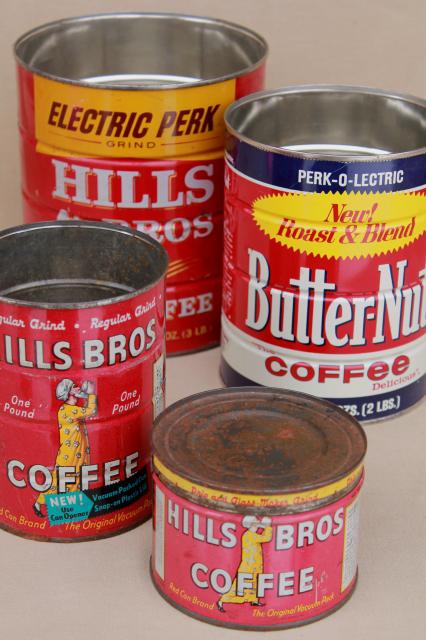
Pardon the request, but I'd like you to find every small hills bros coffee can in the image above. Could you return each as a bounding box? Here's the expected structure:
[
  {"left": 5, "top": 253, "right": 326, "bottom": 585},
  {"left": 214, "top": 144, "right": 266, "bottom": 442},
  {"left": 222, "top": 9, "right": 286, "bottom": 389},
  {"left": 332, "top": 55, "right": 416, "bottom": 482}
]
[
  {"left": 0, "top": 221, "right": 167, "bottom": 540},
  {"left": 151, "top": 387, "right": 367, "bottom": 629}
]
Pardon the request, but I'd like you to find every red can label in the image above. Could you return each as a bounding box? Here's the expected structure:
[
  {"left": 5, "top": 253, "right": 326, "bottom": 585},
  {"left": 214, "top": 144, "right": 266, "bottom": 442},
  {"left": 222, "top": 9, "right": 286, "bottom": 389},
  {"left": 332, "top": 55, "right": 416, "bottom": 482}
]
[
  {"left": 221, "top": 144, "right": 426, "bottom": 420},
  {"left": 0, "top": 286, "right": 165, "bottom": 539},
  {"left": 152, "top": 474, "right": 363, "bottom": 629},
  {"left": 18, "top": 64, "right": 265, "bottom": 354}
]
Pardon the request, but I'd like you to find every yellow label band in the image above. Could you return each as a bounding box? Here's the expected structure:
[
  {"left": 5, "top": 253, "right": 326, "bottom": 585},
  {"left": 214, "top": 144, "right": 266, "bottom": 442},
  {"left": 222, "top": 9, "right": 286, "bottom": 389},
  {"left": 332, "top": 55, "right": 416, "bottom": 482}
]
[
  {"left": 153, "top": 456, "right": 364, "bottom": 509},
  {"left": 34, "top": 141, "right": 225, "bottom": 162},
  {"left": 252, "top": 191, "right": 425, "bottom": 259},
  {"left": 34, "top": 76, "right": 236, "bottom": 158}
]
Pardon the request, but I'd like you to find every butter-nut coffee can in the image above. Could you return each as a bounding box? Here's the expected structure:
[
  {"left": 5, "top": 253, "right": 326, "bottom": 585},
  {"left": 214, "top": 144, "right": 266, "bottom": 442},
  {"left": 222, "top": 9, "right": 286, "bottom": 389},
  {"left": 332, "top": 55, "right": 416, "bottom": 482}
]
[
  {"left": 151, "top": 387, "right": 367, "bottom": 629},
  {"left": 14, "top": 13, "right": 267, "bottom": 355},
  {"left": 0, "top": 221, "right": 167, "bottom": 540},
  {"left": 221, "top": 85, "right": 426, "bottom": 422}
]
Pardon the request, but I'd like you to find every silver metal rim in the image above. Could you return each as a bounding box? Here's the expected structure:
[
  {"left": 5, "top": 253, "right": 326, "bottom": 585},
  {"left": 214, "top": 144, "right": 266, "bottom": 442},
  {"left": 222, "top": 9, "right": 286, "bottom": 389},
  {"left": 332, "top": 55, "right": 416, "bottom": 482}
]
[
  {"left": 152, "top": 385, "right": 367, "bottom": 497},
  {"left": 225, "top": 84, "right": 426, "bottom": 161},
  {"left": 0, "top": 220, "right": 169, "bottom": 310},
  {"left": 14, "top": 12, "right": 268, "bottom": 90}
]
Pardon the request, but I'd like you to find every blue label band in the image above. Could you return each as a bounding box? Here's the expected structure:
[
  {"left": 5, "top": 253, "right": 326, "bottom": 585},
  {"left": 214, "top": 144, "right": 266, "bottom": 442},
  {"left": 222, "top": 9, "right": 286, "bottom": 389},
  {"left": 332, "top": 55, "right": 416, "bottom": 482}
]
[{"left": 226, "top": 138, "right": 426, "bottom": 193}]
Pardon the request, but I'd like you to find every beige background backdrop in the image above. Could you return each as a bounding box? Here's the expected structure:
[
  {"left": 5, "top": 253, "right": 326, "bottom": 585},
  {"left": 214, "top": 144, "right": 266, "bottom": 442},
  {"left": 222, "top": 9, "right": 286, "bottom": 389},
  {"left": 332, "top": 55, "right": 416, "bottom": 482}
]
[{"left": 0, "top": 1, "right": 425, "bottom": 639}]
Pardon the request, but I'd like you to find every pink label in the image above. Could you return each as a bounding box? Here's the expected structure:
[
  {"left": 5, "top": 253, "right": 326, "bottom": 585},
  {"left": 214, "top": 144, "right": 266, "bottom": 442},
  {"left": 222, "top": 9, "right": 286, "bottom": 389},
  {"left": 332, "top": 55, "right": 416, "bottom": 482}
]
[
  {"left": 0, "top": 286, "right": 165, "bottom": 539},
  {"left": 152, "top": 474, "right": 363, "bottom": 628}
]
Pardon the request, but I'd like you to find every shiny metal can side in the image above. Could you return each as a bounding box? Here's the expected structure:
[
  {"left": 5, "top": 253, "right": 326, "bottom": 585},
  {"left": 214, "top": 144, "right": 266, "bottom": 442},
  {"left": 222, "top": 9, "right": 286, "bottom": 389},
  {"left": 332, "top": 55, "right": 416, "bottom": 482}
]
[
  {"left": 14, "top": 12, "right": 267, "bottom": 355},
  {"left": 151, "top": 387, "right": 367, "bottom": 629},
  {"left": 0, "top": 221, "right": 167, "bottom": 540},
  {"left": 221, "top": 85, "right": 426, "bottom": 421}
]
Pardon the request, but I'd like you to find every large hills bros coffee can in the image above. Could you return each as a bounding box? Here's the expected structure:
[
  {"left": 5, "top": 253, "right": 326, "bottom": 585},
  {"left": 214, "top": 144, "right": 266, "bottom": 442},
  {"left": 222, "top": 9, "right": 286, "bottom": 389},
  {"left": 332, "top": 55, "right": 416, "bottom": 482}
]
[
  {"left": 0, "top": 221, "right": 167, "bottom": 540},
  {"left": 15, "top": 13, "right": 267, "bottom": 355},
  {"left": 151, "top": 388, "right": 367, "bottom": 629},
  {"left": 221, "top": 86, "right": 426, "bottom": 422}
]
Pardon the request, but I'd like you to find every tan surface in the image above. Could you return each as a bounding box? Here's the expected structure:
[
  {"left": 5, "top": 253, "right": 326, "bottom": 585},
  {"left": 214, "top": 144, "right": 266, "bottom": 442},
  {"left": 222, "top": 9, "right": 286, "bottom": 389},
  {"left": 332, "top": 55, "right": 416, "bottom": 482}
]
[{"left": 0, "top": 1, "right": 425, "bottom": 639}]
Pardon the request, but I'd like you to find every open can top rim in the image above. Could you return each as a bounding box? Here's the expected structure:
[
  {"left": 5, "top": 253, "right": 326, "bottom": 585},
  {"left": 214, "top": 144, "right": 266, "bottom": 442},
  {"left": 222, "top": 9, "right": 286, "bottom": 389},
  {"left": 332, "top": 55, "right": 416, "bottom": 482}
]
[
  {"left": 0, "top": 220, "right": 169, "bottom": 310},
  {"left": 152, "top": 387, "right": 367, "bottom": 505},
  {"left": 225, "top": 84, "right": 426, "bottom": 162},
  {"left": 14, "top": 12, "right": 268, "bottom": 90}
]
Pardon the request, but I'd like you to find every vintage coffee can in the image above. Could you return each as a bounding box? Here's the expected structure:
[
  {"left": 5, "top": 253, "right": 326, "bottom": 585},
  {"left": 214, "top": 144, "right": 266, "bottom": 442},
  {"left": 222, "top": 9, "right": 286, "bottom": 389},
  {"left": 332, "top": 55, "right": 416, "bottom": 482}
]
[
  {"left": 221, "top": 85, "right": 426, "bottom": 421},
  {"left": 151, "top": 387, "right": 367, "bottom": 629},
  {"left": 14, "top": 12, "right": 267, "bottom": 355},
  {"left": 0, "top": 221, "right": 167, "bottom": 540}
]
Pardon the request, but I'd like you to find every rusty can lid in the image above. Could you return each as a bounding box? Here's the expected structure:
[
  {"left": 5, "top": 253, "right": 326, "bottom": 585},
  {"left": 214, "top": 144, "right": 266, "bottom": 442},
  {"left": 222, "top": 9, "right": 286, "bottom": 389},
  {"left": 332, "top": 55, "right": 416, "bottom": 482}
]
[{"left": 152, "top": 388, "right": 367, "bottom": 511}]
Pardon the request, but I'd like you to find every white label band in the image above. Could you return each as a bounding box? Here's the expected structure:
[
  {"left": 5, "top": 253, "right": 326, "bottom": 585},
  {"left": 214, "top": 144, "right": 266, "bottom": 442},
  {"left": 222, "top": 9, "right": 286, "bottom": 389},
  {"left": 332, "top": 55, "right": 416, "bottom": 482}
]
[{"left": 221, "top": 314, "right": 425, "bottom": 399}]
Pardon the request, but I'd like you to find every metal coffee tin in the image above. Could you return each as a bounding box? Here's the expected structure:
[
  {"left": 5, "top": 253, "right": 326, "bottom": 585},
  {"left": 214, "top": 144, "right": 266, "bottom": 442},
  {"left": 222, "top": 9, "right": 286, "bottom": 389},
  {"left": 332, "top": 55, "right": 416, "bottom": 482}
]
[
  {"left": 221, "top": 85, "right": 426, "bottom": 421},
  {"left": 151, "top": 387, "right": 367, "bottom": 629},
  {"left": 14, "top": 12, "right": 267, "bottom": 355},
  {"left": 0, "top": 221, "right": 167, "bottom": 540}
]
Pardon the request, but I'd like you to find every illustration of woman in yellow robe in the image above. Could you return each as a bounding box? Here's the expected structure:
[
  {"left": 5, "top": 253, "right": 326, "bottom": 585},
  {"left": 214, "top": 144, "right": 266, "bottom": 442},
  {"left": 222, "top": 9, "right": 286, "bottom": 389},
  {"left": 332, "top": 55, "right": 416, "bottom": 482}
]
[
  {"left": 33, "top": 379, "right": 97, "bottom": 517},
  {"left": 217, "top": 515, "right": 273, "bottom": 611}
]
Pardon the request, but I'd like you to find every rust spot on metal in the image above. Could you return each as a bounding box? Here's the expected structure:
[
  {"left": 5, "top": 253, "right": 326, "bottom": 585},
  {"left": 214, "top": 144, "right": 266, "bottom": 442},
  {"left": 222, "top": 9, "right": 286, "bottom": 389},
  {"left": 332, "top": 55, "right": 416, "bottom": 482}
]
[{"left": 153, "top": 387, "right": 367, "bottom": 513}]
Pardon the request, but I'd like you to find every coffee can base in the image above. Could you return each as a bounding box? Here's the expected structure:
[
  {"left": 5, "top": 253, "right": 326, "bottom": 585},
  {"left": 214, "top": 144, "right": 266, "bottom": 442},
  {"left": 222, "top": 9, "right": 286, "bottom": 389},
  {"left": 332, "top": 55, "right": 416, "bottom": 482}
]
[
  {"left": 0, "top": 513, "right": 150, "bottom": 543},
  {"left": 220, "top": 357, "right": 425, "bottom": 423},
  {"left": 150, "top": 560, "right": 358, "bottom": 631}
]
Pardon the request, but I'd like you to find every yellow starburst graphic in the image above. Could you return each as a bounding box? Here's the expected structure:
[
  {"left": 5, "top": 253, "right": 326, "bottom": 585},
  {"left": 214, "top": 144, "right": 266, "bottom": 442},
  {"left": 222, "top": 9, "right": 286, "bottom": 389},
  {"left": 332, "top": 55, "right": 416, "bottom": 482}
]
[{"left": 252, "top": 191, "right": 425, "bottom": 259}]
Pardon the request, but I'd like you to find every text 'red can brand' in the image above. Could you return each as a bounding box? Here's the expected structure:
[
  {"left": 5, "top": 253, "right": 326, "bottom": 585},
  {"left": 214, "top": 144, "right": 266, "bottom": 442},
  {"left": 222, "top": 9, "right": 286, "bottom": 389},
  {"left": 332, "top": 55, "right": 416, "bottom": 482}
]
[
  {"left": 151, "top": 388, "right": 367, "bottom": 630},
  {"left": 0, "top": 221, "right": 167, "bottom": 540},
  {"left": 221, "top": 86, "right": 426, "bottom": 421},
  {"left": 14, "top": 13, "right": 267, "bottom": 354}
]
